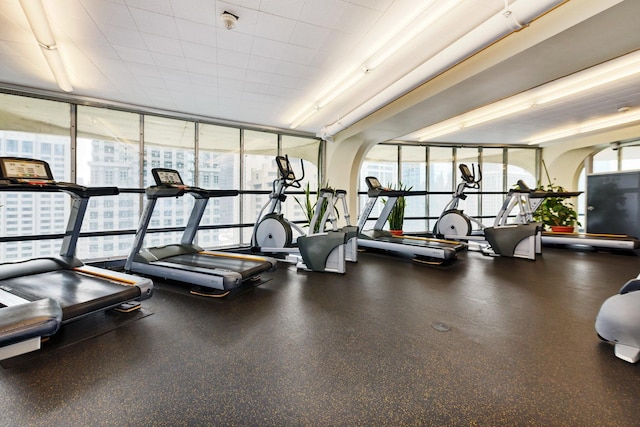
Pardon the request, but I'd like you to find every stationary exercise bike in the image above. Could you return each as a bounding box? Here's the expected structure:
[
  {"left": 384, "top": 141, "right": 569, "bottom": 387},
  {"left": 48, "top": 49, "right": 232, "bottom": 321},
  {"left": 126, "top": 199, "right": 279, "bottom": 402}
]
[
  {"left": 252, "top": 155, "right": 348, "bottom": 273},
  {"left": 434, "top": 163, "right": 485, "bottom": 237}
]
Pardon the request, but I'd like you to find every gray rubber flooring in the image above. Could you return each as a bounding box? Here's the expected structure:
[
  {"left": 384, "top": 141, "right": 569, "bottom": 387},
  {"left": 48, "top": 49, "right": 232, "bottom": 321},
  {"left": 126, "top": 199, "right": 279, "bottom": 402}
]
[{"left": 1, "top": 247, "right": 638, "bottom": 426}]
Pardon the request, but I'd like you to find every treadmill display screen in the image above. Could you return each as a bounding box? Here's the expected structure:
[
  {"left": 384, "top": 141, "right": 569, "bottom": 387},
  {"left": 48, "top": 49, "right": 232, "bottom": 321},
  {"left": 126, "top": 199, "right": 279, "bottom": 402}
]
[
  {"left": 366, "top": 176, "right": 382, "bottom": 190},
  {"left": 155, "top": 170, "right": 183, "bottom": 185},
  {"left": 0, "top": 158, "right": 51, "bottom": 180}
]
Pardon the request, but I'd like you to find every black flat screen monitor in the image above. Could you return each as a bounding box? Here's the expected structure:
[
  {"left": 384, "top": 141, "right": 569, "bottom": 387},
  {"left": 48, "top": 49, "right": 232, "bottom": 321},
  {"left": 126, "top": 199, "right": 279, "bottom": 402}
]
[{"left": 152, "top": 168, "right": 184, "bottom": 186}]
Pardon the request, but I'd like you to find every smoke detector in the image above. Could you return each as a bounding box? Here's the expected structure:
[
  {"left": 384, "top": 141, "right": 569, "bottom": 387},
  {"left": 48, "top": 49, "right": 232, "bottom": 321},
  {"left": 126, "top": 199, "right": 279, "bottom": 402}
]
[{"left": 220, "top": 11, "right": 239, "bottom": 30}]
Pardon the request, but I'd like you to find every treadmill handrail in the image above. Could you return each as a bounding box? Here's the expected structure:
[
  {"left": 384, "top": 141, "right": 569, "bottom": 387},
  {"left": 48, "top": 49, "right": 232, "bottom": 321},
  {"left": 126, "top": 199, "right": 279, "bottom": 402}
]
[
  {"left": 528, "top": 190, "right": 582, "bottom": 198},
  {"left": 0, "top": 181, "right": 119, "bottom": 198},
  {"left": 146, "top": 184, "right": 238, "bottom": 199}
]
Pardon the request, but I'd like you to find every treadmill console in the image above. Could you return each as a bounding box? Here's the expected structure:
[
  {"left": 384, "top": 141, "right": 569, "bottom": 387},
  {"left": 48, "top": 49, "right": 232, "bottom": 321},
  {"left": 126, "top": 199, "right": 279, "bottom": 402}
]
[
  {"left": 0, "top": 157, "right": 55, "bottom": 184},
  {"left": 365, "top": 176, "right": 382, "bottom": 190},
  {"left": 152, "top": 168, "right": 184, "bottom": 186},
  {"left": 276, "top": 156, "right": 296, "bottom": 181}
]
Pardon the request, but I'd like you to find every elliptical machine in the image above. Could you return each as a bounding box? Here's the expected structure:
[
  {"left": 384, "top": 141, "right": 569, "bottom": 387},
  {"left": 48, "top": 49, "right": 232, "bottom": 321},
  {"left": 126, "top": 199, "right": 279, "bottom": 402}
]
[
  {"left": 434, "top": 163, "right": 484, "bottom": 237},
  {"left": 252, "top": 155, "right": 348, "bottom": 274},
  {"left": 434, "top": 163, "right": 541, "bottom": 260},
  {"left": 310, "top": 188, "right": 358, "bottom": 263}
]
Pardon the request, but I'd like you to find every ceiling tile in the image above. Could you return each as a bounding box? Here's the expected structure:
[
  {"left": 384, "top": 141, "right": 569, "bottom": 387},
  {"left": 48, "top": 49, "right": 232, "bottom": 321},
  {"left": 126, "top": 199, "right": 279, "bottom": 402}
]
[
  {"left": 125, "top": 0, "right": 173, "bottom": 15},
  {"left": 101, "top": 25, "right": 147, "bottom": 49},
  {"left": 176, "top": 19, "right": 217, "bottom": 47},
  {"left": 216, "top": 28, "right": 254, "bottom": 53},
  {"left": 113, "top": 45, "right": 155, "bottom": 64},
  {"left": 259, "top": 0, "right": 305, "bottom": 18},
  {"left": 170, "top": 0, "right": 218, "bottom": 25},
  {"left": 254, "top": 12, "right": 296, "bottom": 43},
  {"left": 298, "top": 0, "right": 347, "bottom": 27},
  {"left": 141, "top": 33, "right": 183, "bottom": 56},
  {"left": 218, "top": 48, "right": 250, "bottom": 68},
  {"left": 290, "top": 22, "right": 330, "bottom": 49},
  {"left": 81, "top": 0, "right": 137, "bottom": 30},
  {"left": 182, "top": 42, "right": 217, "bottom": 64},
  {"left": 152, "top": 52, "right": 189, "bottom": 71},
  {"left": 186, "top": 58, "right": 218, "bottom": 76},
  {"left": 129, "top": 8, "right": 179, "bottom": 38}
]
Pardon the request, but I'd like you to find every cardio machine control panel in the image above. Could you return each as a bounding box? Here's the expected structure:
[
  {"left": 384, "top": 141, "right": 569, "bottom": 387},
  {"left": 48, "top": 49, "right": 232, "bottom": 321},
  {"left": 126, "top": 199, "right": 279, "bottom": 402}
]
[
  {"left": 276, "top": 156, "right": 296, "bottom": 181},
  {"left": 148, "top": 168, "right": 238, "bottom": 200},
  {"left": 0, "top": 156, "right": 118, "bottom": 198},
  {"left": 0, "top": 157, "right": 55, "bottom": 184},
  {"left": 152, "top": 168, "right": 185, "bottom": 187},
  {"left": 364, "top": 176, "right": 406, "bottom": 198}
]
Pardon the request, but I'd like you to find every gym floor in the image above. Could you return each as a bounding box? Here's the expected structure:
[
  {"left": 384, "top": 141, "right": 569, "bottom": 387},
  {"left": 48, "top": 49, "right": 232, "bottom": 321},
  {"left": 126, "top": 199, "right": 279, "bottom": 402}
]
[{"left": 0, "top": 246, "right": 638, "bottom": 426}]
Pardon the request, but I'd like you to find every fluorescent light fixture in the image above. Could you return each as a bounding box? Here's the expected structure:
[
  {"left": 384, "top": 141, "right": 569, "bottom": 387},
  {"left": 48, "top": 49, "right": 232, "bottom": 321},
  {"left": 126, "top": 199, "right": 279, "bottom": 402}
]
[
  {"left": 418, "top": 96, "right": 533, "bottom": 141},
  {"left": 290, "top": 105, "right": 319, "bottom": 130},
  {"left": 416, "top": 49, "right": 640, "bottom": 142},
  {"left": 19, "top": 0, "right": 73, "bottom": 92},
  {"left": 528, "top": 108, "right": 640, "bottom": 145},
  {"left": 289, "top": 0, "right": 460, "bottom": 129},
  {"left": 534, "top": 52, "right": 640, "bottom": 105},
  {"left": 317, "top": 72, "right": 367, "bottom": 109},
  {"left": 365, "top": 0, "right": 462, "bottom": 71}
]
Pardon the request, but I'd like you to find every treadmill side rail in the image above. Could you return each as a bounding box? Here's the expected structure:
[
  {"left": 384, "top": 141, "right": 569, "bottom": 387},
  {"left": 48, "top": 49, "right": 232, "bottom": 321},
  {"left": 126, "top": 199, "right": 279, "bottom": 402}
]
[
  {"left": 0, "top": 298, "right": 63, "bottom": 361},
  {"left": 76, "top": 265, "right": 153, "bottom": 301}
]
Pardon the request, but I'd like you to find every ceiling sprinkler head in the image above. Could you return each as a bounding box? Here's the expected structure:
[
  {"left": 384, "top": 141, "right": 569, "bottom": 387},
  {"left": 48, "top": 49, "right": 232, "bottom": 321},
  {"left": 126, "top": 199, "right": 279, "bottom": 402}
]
[{"left": 220, "top": 11, "right": 239, "bottom": 30}]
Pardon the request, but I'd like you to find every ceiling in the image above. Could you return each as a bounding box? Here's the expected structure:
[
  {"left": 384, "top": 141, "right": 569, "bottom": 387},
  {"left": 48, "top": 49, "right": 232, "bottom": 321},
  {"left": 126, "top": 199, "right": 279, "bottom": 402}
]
[{"left": 0, "top": 0, "right": 639, "bottom": 147}]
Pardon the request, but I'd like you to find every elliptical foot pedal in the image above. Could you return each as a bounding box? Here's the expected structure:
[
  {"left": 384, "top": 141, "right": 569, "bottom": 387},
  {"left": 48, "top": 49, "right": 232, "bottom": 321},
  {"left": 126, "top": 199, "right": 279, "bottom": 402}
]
[
  {"left": 113, "top": 301, "right": 141, "bottom": 313},
  {"left": 190, "top": 287, "right": 231, "bottom": 298}
]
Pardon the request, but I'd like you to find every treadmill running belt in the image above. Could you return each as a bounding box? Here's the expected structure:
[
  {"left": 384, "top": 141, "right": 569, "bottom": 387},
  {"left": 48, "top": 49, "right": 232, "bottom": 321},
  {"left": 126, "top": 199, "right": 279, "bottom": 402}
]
[
  {"left": 374, "top": 236, "right": 466, "bottom": 251},
  {"left": 162, "top": 253, "right": 273, "bottom": 280},
  {"left": 0, "top": 270, "right": 141, "bottom": 321}
]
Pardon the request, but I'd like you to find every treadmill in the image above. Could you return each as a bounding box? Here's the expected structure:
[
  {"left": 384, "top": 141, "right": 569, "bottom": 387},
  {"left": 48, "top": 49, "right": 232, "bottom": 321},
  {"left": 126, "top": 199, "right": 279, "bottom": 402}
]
[
  {"left": 356, "top": 177, "right": 465, "bottom": 264},
  {"left": 0, "top": 157, "right": 153, "bottom": 361},
  {"left": 125, "top": 168, "right": 276, "bottom": 296},
  {"left": 541, "top": 232, "right": 640, "bottom": 250},
  {"left": 504, "top": 182, "right": 640, "bottom": 251}
]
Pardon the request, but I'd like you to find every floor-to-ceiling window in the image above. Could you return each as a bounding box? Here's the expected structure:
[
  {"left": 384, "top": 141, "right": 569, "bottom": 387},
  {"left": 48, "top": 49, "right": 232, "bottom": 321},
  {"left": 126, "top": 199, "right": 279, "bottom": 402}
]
[
  {"left": 142, "top": 116, "right": 196, "bottom": 250},
  {"left": 0, "top": 94, "right": 71, "bottom": 260},
  {"left": 77, "top": 105, "right": 142, "bottom": 259},
  {"left": 401, "top": 146, "right": 427, "bottom": 232},
  {"left": 198, "top": 124, "right": 240, "bottom": 248},
  {"left": 359, "top": 143, "right": 540, "bottom": 232},
  {"left": 359, "top": 144, "right": 399, "bottom": 231},
  {"left": 280, "top": 135, "right": 321, "bottom": 230},
  {"left": 0, "top": 90, "right": 321, "bottom": 263},
  {"left": 242, "top": 130, "right": 279, "bottom": 245}
]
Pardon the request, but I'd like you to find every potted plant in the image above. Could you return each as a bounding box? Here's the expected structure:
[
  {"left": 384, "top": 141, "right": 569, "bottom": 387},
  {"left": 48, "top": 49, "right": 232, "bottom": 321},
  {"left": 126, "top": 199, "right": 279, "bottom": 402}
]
[
  {"left": 386, "top": 182, "right": 411, "bottom": 235},
  {"left": 294, "top": 182, "right": 335, "bottom": 234},
  {"left": 533, "top": 161, "right": 581, "bottom": 233},
  {"left": 533, "top": 182, "right": 581, "bottom": 233}
]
